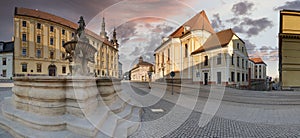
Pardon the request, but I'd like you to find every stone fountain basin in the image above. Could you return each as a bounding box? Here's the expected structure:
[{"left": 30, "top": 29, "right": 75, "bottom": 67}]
[{"left": 63, "top": 40, "right": 97, "bottom": 57}]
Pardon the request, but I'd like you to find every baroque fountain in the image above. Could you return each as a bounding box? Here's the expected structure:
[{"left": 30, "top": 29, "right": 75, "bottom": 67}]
[{"left": 0, "top": 17, "right": 141, "bottom": 138}]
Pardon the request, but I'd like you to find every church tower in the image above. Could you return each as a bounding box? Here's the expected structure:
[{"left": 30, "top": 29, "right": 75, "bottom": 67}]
[{"left": 100, "top": 17, "right": 108, "bottom": 40}]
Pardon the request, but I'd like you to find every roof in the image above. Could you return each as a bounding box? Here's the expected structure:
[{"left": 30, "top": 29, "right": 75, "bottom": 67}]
[
  {"left": 191, "top": 28, "right": 236, "bottom": 55},
  {"left": 249, "top": 58, "right": 266, "bottom": 65},
  {"left": 0, "top": 41, "right": 14, "bottom": 53},
  {"left": 130, "top": 58, "right": 153, "bottom": 71},
  {"left": 15, "top": 7, "right": 116, "bottom": 49},
  {"left": 169, "top": 10, "right": 215, "bottom": 38}
]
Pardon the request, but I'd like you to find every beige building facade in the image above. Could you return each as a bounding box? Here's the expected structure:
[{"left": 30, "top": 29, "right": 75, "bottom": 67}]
[
  {"left": 154, "top": 11, "right": 214, "bottom": 81},
  {"left": 130, "top": 57, "right": 153, "bottom": 81},
  {"left": 279, "top": 10, "right": 300, "bottom": 90},
  {"left": 249, "top": 58, "right": 267, "bottom": 80},
  {"left": 191, "top": 29, "right": 249, "bottom": 86},
  {"left": 154, "top": 11, "right": 251, "bottom": 86},
  {"left": 13, "top": 7, "right": 119, "bottom": 77}
]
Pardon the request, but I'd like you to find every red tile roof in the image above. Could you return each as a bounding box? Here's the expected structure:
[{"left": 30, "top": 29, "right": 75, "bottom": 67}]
[
  {"left": 169, "top": 10, "right": 215, "bottom": 38},
  {"left": 191, "top": 28, "right": 235, "bottom": 55},
  {"left": 15, "top": 7, "right": 116, "bottom": 49},
  {"left": 249, "top": 58, "right": 266, "bottom": 65}
]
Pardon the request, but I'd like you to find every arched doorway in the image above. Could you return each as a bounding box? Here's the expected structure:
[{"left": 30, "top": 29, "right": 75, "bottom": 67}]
[{"left": 48, "top": 64, "right": 57, "bottom": 76}]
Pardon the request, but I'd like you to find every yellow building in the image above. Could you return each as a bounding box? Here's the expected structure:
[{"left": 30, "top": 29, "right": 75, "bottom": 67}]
[
  {"left": 279, "top": 10, "right": 300, "bottom": 90},
  {"left": 130, "top": 56, "right": 153, "bottom": 81},
  {"left": 13, "top": 7, "right": 119, "bottom": 77},
  {"left": 154, "top": 10, "right": 214, "bottom": 81}
]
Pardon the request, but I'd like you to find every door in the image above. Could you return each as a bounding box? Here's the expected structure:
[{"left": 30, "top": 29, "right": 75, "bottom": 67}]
[
  {"left": 48, "top": 65, "right": 57, "bottom": 76},
  {"left": 217, "top": 72, "right": 221, "bottom": 84},
  {"left": 204, "top": 73, "right": 208, "bottom": 85}
]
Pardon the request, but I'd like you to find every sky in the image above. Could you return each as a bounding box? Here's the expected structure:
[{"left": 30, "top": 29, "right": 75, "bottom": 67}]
[{"left": 1, "top": 0, "right": 300, "bottom": 78}]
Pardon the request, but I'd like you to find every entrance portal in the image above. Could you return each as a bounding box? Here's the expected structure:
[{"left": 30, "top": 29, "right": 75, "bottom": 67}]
[
  {"left": 48, "top": 65, "right": 57, "bottom": 76},
  {"left": 204, "top": 73, "right": 208, "bottom": 85}
]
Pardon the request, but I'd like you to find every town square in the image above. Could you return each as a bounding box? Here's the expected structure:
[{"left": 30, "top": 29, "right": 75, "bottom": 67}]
[{"left": 0, "top": 0, "right": 300, "bottom": 137}]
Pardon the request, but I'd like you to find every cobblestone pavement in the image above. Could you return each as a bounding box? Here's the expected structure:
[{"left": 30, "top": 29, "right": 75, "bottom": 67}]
[
  {"left": 127, "top": 82, "right": 300, "bottom": 138},
  {"left": 1, "top": 82, "right": 300, "bottom": 138}
]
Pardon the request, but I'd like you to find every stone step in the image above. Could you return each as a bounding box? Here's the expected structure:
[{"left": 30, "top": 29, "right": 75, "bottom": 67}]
[
  {"left": 98, "top": 102, "right": 136, "bottom": 137},
  {"left": 108, "top": 96, "right": 129, "bottom": 113},
  {"left": 66, "top": 106, "right": 109, "bottom": 137},
  {"left": 98, "top": 115, "right": 118, "bottom": 137},
  {"left": 115, "top": 103, "right": 134, "bottom": 124},
  {"left": 2, "top": 98, "right": 65, "bottom": 131},
  {"left": 113, "top": 107, "right": 141, "bottom": 138},
  {"left": 0, "top": 110, "right": 72, "bottom": 138}
]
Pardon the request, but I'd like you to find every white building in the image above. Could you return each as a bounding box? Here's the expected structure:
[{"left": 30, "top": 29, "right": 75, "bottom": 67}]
[
  {"left": 154, "top": 10, "right": 214, "bottom": 81},
  {"left": 191, "top": 29, "right": 249, "bottom": 86},
  {"left": 249, "top": 58, "right": 267, "bottom": 80},
  {"left": 0, "top": 41, "right": 14, "bottom": 79}
]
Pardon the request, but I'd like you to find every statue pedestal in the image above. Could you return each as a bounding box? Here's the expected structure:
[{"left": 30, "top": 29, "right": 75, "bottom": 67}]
[{"left": 0, "top": 76, "right": 141, "bottom": 137}]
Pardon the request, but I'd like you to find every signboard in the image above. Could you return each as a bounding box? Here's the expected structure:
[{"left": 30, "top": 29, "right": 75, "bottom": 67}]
[{"left": 170, "top": 71, "right": 175, "bottom": 77}]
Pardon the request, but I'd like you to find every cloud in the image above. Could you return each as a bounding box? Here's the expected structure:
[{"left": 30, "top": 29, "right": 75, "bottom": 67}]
[
  {"left": 129, "top": 46, "right": 142, "bottom": 56},
  {"left": 226, "top": 17, "right": 240, "bottom": 24},
  {"left": 241, "top": 17, "right": 273, "bottom": 37},
  {"left": 244, "top": 40, "right": 278, "bottom": 62},
  {"left": 274, "top": 0, "right": 300, "bottom": 11},
  {"left": 232, "top": 17, "right": 273, "bottom": 37},
  {"left": 116, "top": 22, "right": 138, "bottom": 45},
  {"left": 211, "top": 13, "right": 225, "bottom": 31},
  {"left": 231, "top": 1, "right": 254, "bottom": 16}
]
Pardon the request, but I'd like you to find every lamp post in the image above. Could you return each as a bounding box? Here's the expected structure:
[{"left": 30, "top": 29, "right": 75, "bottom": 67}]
[
  {"left": 170, "top": 71, "right": 175, "bottom": 95},
  {"left": 148, "top": 66, "right": 153, "bottom": 89}
]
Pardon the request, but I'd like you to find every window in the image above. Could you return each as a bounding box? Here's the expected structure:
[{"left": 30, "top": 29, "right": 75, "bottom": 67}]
[
  {"left": 50, "top": 51, "right": 54, "bottom": 59},
  {"left": 22, "top": 21, "right": 27, "bottom": 27},
  {"left": 62, "top": 53, "right": 65, "bottom": 59},
  {"left": 37, "top": 64, "right": 42, "bottom": 72},
  {"left": 22, "top": 48, "right": 27, "bottom": 56},
  {"left": 242, "top": 59, "right": 244, "bottom": 68},
  {"left": 246, "top": 61, "right": 248, "bottom": 68},
  {"left": 22, "top": 33, "right": 26, "bottom": 42},
  {"left": 37, "top": 23, "right": 41, "bottom": 29},
  {"left": 62, "top": 29, "right": 65, "bottom": 35},
  {"left": 72, "top": 33, "right": 75, "bottom": 37},
  {"left": 237, "top": 56, "right": 240, "bottom": 67},
  {"left": 204, "top": 56, "right": 208, "bottom": 66},
  {"left": 37, "top": 35, "right": 41, "bottom": 43},
  {"left": 217, "top": 53, "right": 221, "bottom": 64},
  {"left": 2, "top": 70, "right": 6, "bottom": 77},
  {"left": 242, "top": 73, "right": 245, "bottom": 82},
  {"left": 168, "top": 49, "right": 170, "bottom": 61},
  {"left": 185, "top": 44, "right": 188, "bottom": 57},
  {"left": 231, "top": 72, "right": 235, "bottom": 82},
  {"left": 246, "top": 74, "right": 248, "bottom": 81},
  {"left": 237, "top": 43, "right": 240, "bottom": 49},
  {"left": 231, "top": 54, "right": 234, "bottom": 65},
  {"left": 50, "top": 26, "right": 54, "bottom": 32},
  {"left": 22, "top": 63, "right": 27, "bottom": 72},
  {"left": 62, "top": 66, "right": 66, "bottom": 74},
  {"left": 2, "top": 58, "right": 6, "bottom": 65},
  {"left": 36, "top": 49, "right": 41, "bottom": 58},
  {"left": 162, "top": 52, "right": 164, "bottom": 64},
  {"left": 237, "top": 73, "right": 240, "bottom": 82},
  {"left": 50, "top": 37, "right": 54, "bottom": 45},
  {"left": 242, "top": 47, "right": 244, "bottom": 52},
  {"left": 62, "top": 40, "right": 65, "bottom": 46}
]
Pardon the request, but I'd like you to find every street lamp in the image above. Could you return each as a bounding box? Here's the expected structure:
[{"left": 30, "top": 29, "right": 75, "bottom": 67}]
[{"left": 148, "top": 66, "right": 153, "bottom": 89}]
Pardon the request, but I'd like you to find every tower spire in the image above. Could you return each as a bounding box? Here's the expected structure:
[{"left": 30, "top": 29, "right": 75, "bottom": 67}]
[
  {"left": 112, "top": 27, "right": 119, "bottom": 49},
  {"left": 100, "top": 17, "right": 107, "bottom": 39}
]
